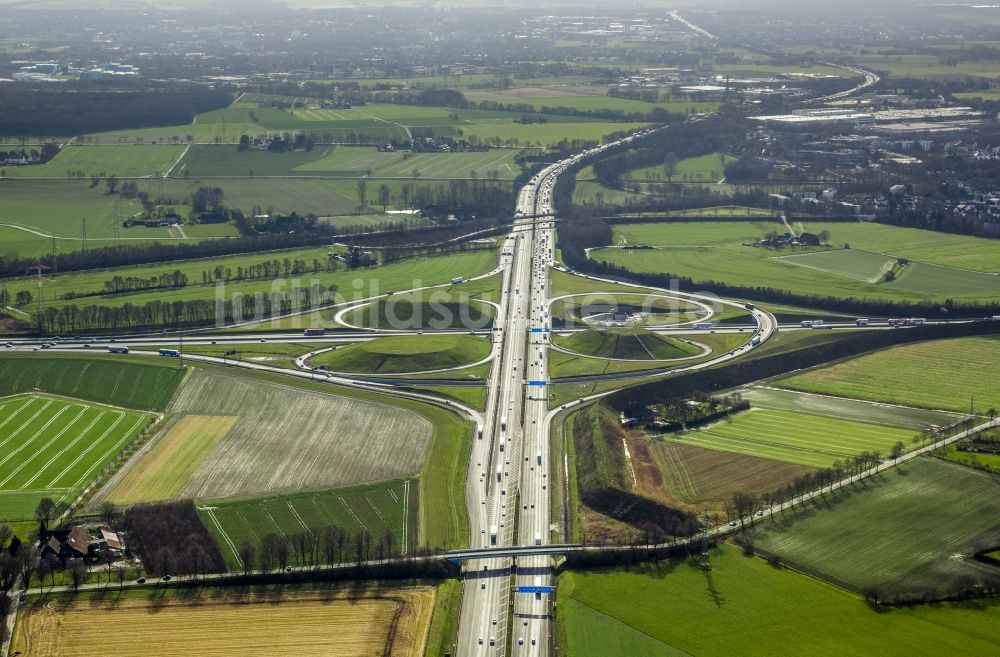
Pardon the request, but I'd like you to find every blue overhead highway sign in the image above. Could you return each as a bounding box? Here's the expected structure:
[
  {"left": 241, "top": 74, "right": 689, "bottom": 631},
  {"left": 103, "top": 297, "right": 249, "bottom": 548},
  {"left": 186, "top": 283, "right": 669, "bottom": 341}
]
[{"left": 517, "top": 586, "right": 554, "bottom": 594}]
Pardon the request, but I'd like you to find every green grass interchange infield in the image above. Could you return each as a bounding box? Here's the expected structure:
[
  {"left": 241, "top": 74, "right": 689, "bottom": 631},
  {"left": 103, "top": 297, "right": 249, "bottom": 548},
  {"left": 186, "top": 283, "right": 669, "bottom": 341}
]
[{"left": 308, "top": 334, "right": 491, "bottom": 374}]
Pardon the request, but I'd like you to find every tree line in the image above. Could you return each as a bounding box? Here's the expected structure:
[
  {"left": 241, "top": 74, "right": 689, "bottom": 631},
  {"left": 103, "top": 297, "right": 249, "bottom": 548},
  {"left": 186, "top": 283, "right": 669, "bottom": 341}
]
[
  {"left": 35, "top": 283, "right": 339, "bottom": 333},
  {"left": 0, "top": 85, "right": 233, "bottom": 137}
]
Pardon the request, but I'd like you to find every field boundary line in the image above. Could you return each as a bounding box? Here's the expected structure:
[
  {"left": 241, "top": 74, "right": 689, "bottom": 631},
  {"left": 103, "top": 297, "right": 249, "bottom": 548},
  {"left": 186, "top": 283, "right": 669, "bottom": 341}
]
[
  {"left": 0, "top": 397, "right": 34, "bottom": 434},
  {"left": 85, "top": 411, "right": 173, "bottom": 510},
  {"left": 0, "top": 399, "right": 52, "bottom": 451},
  {"left": 203, "top": 506, "right": 243, "bottom": 568},
  {"left": 21, "top": 413, "right": 104, "bottom": 490},
  {"left": 45, "top": 412, "right": 127, "bottom": 488},
  {"left": 340, "top": 495, "right": 370, "bottom": 532},
  {"left": 0, "top": 404, "right": 72, "bottom": 474},
  {"left": 287, "top": 501, "right": 313, "bottom": 534},
  {"left": 71, "top": 415, "right": 148, "bottom": 488},
  {"left": 1, "top": 406, "right": 86, "bottom": 488}
]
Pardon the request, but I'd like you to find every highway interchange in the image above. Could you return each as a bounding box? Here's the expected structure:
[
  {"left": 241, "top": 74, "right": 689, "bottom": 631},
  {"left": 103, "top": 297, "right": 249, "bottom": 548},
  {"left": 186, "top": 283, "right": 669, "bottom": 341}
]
[{"left": 3, "top": 115, "right": 985, "bottom": 657}]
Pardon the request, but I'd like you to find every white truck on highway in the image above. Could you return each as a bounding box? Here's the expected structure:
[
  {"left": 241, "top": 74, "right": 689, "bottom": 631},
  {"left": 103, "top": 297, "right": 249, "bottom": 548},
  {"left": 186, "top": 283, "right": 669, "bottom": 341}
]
[
  {"left": 694, "top": 322, "right": 713, "bottom": 330},
  {"left": 537, "top": 451, "right": 542, "bottom": 465},
  {"left": 490, "top": 526, "right": 497, "bottom": 545}
]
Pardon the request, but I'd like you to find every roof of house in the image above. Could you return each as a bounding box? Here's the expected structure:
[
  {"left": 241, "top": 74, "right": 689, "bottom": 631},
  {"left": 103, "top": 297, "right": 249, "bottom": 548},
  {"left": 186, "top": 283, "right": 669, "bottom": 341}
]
[
  {"left": 63, "top": 526, "right": 91, "bottom": 557},
  {"left": 100, "top": 527, "right": 123, "bottom": 551}
]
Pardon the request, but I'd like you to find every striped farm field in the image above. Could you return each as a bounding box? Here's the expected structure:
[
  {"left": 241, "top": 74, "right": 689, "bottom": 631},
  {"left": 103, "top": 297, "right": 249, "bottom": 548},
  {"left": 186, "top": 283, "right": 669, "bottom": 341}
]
[
  {"left": 12, "top": 587, "right": 435, "bottom": 657},
  {"left": 0, "top": 394, "right": 151, "bottom": 520},
  {"left": 0, "top": 355, "right": 186, "bottom": 410},
  {"left": 201, "top": 478, "right": 418, "bottom": 569},
  {"left": 167, "top": 369, "right": 432, "bottom": 500},
  {"left": 106, "top": 414, "right": 237, "bottom": 505},
  {"left": 663, "top": 408, "right": 917, "bottom": 468},
  {"left": 777, "top": 336, "right": 1000, "bottom": 414}
]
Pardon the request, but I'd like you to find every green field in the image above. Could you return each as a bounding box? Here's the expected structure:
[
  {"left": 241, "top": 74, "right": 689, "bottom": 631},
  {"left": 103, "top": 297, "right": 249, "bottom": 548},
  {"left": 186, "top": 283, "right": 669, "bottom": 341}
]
[
  {"left": 0, "top": 355, "right": 185, "bottom": 410},
  {"left": 83, "top": 97, "right": 644, "bottom": 149},
  {"left": 789, "top": 221, "right": 1000, "bottom": 272},
  {"left": 345, "top": 276, "right": 500, "bottom": 330},
  {"left": 158, "top": 177, "right": 439, "bottom": 219},
  {"left": 558, "top": 545, "right": 1000, "bottom": 657},
  {"left": 592, "top": 221, "right": 1000, "bottom": 303},
  {"left": 461, "top": 121, "right": 648, "bottom": 148},
  {"left": 465, "top": 86, "right": 717, "bottom": 115},
  {"left": 174, "top": 144, "right": 525, "bottom": 179},
  {"left": 854, "top": 52, "right": 1000, "bottom": 79},
  {"left": 308, "top": 334, "right": 490, "bottom": 374},
  {"left": 0, "top": 180, "right": 169, "bottom": 254},
  {"left": 626, "top": 151, "right": 737, "bottom": 184},
  {"left": 4, "top": 248, "right": 497, "bottom": 319},
  {"left": 549, "top": 292, "right": 704, "bottom": 327},
  {"left": 0, "top": 394, "right": 151, "bottom": 520},
  {"left": 3, "top": 145, "right": 185, "bottom": 179},
  {"left": 753, "top": 458, "right": 1000, "bottom": 595},
  {"left": 777, "top": 336, "right": 1000, "bottom": 414},
  {"left": 555, "top": 328, "right": 701, "bottom": 360},
  {"left": 201, "top": 478, "right": 418, "bottom": 568},
  {"left": 663, "top": 407, "right": 918, "bottom": 468},
  {"left": 740, "top": 387, "right": 962, "bottom": 431}
]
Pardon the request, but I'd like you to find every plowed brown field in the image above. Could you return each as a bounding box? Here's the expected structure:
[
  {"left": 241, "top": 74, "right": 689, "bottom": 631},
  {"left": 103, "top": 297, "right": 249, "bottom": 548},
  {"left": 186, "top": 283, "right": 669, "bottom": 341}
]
[{"left": 13, "top": 588, "right": 435, "bottom": 657}]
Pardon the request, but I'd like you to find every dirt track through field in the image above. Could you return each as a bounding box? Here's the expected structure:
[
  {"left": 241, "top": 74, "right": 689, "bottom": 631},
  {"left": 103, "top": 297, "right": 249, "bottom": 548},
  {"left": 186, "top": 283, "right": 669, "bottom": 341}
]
[{"left": 170, "top": 370, "right": 432, "bottom": 500}]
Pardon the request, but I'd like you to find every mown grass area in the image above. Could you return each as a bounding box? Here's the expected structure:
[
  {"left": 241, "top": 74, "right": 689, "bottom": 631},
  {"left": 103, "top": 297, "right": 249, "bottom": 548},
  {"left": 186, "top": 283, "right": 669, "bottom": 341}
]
[
  {"left": 309, "top": 334, "right": 490, "bottom": 374},
  {"left": 548, "top": 267, "right": 661, "bottom": 298},
  {"left": 200, "top": 477, "right": 418, "bottom": 568},
  {"left": 0, "top": 394, "right": 152, "bottom": 520},
  {"left": 186, "top": 362, "right": 471, "bottom": 550},
  {"left": 593, "top": 221, "right": 1000, "bottom": 303},
  {"left": 557, "top": 545, "right": 1000, "bottom": 657},
  {"left": 3, "top": 144, "right": 185, "bottom": 178},
  {"left": 5, "top": 249, "right": 497, "bottom": 317},
  {"left": 664, "top": 407, "right": 918, "bottom": 468},
  {"left": 549, "top": 292, "right": 704, "bottom": 327},
  {"left": 753, "top": 457, "right": 1000, "bottom": 596},
  {"left": 555, "top": 328, "right": 701, "bottom": 360},
  {"left": 549, "top": 349, "right": 674, "bottom": 378},
  {"left": 404, "top": 385, "right": 488, "bottom": 412},
  {"left": 777, "top": 336, "right": 1000, "bottom": 414},
  {"left": 0, "top": 355, "right": 185, "bottom": 410},
  {"left": 345, "top": 275, "right": 501, "bottom": 330}
]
